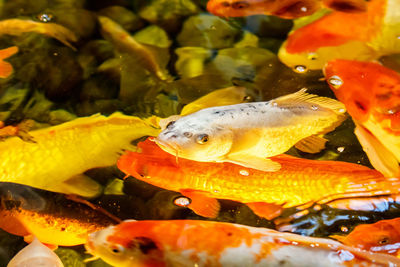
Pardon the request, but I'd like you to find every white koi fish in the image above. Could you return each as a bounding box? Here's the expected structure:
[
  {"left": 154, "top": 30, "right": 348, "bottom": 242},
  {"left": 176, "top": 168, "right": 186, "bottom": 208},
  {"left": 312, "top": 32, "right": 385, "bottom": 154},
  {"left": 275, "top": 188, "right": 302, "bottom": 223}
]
[{"left": 156, "top": 89, "right": 346, "bottom": 172}]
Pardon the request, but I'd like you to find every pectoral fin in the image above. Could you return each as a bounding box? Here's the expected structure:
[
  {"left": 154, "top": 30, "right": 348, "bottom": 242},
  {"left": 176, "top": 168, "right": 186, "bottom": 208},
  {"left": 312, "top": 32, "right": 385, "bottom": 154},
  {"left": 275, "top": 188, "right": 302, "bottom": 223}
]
[
  {"left": 355, "top": 124, "right": 400, "bottom": 177},
  {"left": 179, "top": 189, "right": 220, "bottom": 218},
  {"left": 226, "top": 154, "right": 281, "bottom": 172},
  {"left": 60, "top": 174, "right": 102, "bottom": 198},
  {"left": 246, "top": 202, "right": 284, "bottom": 220},
  {"left": 329, "top": 234, "right": 347, "bottom": 243},
  {"left": 295, "top": 135, "right": 328, "bottom": 153}
]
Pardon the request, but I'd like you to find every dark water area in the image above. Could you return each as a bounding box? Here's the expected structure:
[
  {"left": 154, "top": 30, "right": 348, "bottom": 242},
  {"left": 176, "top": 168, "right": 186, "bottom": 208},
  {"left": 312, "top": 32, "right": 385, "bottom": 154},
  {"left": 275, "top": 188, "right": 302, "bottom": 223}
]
[{"left": 0, "top": 0, "right": 399, "bottom": 266}]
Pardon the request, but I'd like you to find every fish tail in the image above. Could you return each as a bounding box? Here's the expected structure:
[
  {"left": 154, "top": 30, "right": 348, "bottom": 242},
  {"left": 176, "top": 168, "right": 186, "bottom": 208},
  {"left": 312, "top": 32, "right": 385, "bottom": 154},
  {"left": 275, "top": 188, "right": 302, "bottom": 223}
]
[
  {"left": 323, "top": 0, "right": 367, "bottom": 12},
  {"left": 319, "top": 176, "right": 400, "bottom": 205}
]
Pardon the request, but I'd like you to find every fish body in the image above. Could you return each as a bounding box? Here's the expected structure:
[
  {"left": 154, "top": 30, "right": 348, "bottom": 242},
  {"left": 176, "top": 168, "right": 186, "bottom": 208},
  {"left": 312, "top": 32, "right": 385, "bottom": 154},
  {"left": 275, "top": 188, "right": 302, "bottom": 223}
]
[
  {"left": 8, "top": 237, "right": 63, "bottom": 267},
  {"left": 324, "top": 59, "right": 400, "bottom": 177},
  {"left": 278, "top": 0, "right": 399, "bottom": 70},
  {"left": 86, "top": 219, "right": 400, "bottom": 267},
  {"left": 117, "top": 139, "right": 400, "bottom": 219},
  {"left": 206, "top": 0, "right": 367, "bottom": 19},
  {"left": 339, "top": 218, "right": 400, "bottom": 256},
  {"left": 156, "top": 89, "right": 346, "bottom": 172},
  {"left": 0, "top": 112, "right": 159, "bottom": 197},
  {"left": 0, "top": 19, "right": 77, "bottom": 49},
  {"left": 0, "top": 182, "right": 118, "bottom": 247}
]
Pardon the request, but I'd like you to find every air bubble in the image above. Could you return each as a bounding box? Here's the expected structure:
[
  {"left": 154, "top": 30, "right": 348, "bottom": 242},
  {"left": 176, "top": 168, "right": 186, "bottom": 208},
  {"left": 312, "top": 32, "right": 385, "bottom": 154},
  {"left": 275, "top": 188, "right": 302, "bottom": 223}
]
[
  {"left": 239, "top": 170, "right": 249, "bottom": 176},
  {"left": 174, "top": 197, "right": 191, "bottom": 207},
  {"left": 294, "top": 65, "right": 307, "bottom": 73},
  {"left": 37, "top": 13, "right": 53, "bottom": 22},
  {"left": 328, "top": 75, "right": 343, "bottom": 89}
]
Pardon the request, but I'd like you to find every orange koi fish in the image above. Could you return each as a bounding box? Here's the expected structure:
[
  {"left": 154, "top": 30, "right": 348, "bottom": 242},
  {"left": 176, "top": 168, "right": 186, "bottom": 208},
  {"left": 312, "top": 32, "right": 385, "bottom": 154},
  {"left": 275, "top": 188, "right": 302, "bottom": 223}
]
[
  {"left": 117, "top": 139, "right": 400, "bottom": 220},
  {"left": 335, "top": 218, "right": 400, "bottom": 256},
  {"left": 278, "top": 0, "right": 399, "bottom": 70},
  {"left": 324, "top": 59, "right": 400, "bottom": 177},
  {"left": 0, "top": 182, "right": 118, "bottom": 247},
  {"left": 86, "top": 219, "right": 400, "bottom": 267},
  {"left": 206, "top": 0, "right": 367, "bottom": 19},
  {"left": 0, "top": 46, "right": 18, "bottom": 78}
]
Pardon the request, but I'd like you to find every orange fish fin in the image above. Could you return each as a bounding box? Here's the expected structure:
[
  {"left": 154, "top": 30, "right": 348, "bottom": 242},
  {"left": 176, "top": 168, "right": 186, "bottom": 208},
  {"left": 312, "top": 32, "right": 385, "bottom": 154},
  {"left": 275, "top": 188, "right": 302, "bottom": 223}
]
[
  {"left": 246, "top": 202, "right": 284, "bottom": 220},
  {"left": 354, "top": 124, "right": 400, "bottom": 177},
  {"left": 0, "top": 61, "right": 14, "bottom": 79},
  {"left": 329, "top": 234, "right": 347, "bottom": 243},
  {"left": 0, "top": 46, "right": 18, "bottom": 60},
  {"left": 295, "top": 135, "right": 328, "bottom": 153},
  {"left": 179, "top": 189, "right": 220, "bottom": 218},
  {"left": 0, "top": 211, "right": 30, "bottom": 237},
  {"left": 323, "top": 0, "right": 367, "bottom": 12}
]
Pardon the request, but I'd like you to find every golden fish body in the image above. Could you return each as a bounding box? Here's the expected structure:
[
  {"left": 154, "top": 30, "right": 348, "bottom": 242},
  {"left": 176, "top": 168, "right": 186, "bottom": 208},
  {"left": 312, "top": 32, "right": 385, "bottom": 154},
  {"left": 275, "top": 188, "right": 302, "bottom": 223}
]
[{"left": 0, "top": 112, "right": 159, "bottom": 197}]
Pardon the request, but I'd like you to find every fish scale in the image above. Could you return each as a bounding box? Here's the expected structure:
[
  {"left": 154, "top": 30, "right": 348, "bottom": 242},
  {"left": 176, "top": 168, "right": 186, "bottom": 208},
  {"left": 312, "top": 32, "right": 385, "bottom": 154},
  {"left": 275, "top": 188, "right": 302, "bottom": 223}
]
[{"left": 118, "top": 139, "right": 400, "bottom": 219}]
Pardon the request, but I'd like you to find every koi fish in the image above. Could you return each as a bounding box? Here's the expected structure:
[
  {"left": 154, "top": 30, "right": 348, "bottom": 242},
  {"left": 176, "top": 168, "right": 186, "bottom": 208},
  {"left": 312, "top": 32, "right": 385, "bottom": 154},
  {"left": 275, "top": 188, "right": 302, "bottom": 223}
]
[
  {"left": 156, "top": 89, "right": 346, "bottom": 172},
  {"left": 8, "top": 237, "right": 63, "bottom": 267},
  {"left": 324, "top": 59, "right": 400, "bottom": 177},
  {"left": 278, "top": 0, "right": 400, "bottom": 70},
  {"left": 0, "top": 112, "right": 159, "bottom": 197},
  {"left": 206, "top": 0, "right": 367, "bottom": 19},
  {"left": 0, "top": 46, "right": 18, "bottom": 79},
  {"left": 334, "top": 218, "right": 400, "bottom": 256},
  {"left": 85, "top": 219, "right": 400, "bottom": 267},
  {"left": 0, "top": 182, "right": 118, "bottom": 247},
  {"left": 117, "top": 139, "right": 400, "bottom": 219},
  {"left": 0, "top": 19, "right": 77, "bottom": 49}
]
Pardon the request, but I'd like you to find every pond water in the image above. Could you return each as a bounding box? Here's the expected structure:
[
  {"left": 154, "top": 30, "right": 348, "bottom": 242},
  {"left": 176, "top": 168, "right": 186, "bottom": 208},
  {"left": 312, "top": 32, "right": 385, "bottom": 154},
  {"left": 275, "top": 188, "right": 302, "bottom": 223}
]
[{"left": 1, "top": 0, "right": 400, "bottom": 266}]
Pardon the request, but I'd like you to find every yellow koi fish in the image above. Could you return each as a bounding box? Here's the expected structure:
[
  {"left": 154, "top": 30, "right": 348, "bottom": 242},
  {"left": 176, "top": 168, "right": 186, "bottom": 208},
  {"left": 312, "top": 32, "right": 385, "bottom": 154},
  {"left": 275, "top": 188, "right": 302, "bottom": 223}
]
[{"left": 0, "top": 112, "right": 159, "bottom": 197}]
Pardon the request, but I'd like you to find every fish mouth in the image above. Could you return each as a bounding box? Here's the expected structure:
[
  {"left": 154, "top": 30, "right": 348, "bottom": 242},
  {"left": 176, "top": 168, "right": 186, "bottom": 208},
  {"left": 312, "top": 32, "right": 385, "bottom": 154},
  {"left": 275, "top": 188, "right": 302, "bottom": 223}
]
[
  {"left": 154, "top": 137, "right": 181, "bottom": 163},
  {"left": 154, "top": 137, "right": 180, "bottom": 154}
]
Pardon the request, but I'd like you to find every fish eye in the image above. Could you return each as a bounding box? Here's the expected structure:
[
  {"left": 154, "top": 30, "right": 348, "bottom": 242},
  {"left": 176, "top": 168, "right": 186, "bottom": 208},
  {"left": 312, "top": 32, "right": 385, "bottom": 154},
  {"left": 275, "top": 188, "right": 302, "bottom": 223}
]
[
  {"left": 183, "top": 132, "right": 193, "bottom": 138},
  {"left": 196, "top": 134, "right": 209, "bottom": 144},
  {"left": 110, "top": 244, "right": 125, "bottom": 254},
  {"left": 232, "top": 1, "right": 250, "bottom": 9},
  {"left": 166, "top": 121, "right": 175, "bottom": 129},
  {"left": 378, "top": 237, "right": 390, "bottom": 245}
]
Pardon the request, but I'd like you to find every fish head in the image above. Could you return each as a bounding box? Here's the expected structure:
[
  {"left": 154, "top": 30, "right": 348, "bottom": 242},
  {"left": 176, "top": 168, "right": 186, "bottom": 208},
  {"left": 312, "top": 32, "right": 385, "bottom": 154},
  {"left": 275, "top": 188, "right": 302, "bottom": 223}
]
[
  {"left": 156, "top": 117, "right": 234, "bottom": 162},
  {"left": 117, "top": 139, "right": 181, "bottom": 185},
  {"left": 86, "top": 222, "right": 164, "bottom": 267},
  {"left": 324, "top": 59, "right": 400, "bottom": 129},
  {"left": 206, "top": 0, "right": 274, "bottom": 17},
  {"left": 343, "top": 222, "right": 400, "bottom": 253}
]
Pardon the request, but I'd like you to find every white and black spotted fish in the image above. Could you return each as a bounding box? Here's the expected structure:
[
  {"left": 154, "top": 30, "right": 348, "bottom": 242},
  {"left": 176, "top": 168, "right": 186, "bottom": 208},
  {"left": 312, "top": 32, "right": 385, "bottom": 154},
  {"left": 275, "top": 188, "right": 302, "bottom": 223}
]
[{"left": 155, "top": 89, "right": 346, "bottom": 172}]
